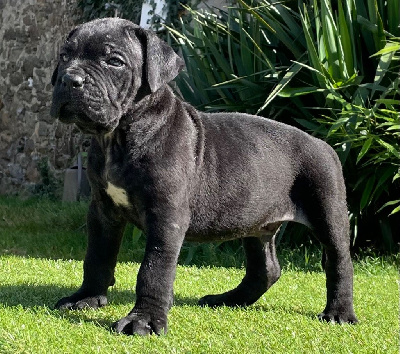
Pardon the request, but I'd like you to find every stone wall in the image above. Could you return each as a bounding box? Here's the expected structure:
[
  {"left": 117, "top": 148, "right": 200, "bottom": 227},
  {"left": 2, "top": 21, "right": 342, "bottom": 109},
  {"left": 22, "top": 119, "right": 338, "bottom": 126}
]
[{"left": 0, "top": 0, "right": 84, "bottom": 196}]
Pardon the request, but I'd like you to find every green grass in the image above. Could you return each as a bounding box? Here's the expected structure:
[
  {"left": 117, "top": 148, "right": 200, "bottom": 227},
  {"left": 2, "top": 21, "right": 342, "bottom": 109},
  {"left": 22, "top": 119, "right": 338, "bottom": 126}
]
[{"left": 0, "top": 197, "right": 399, "bottom": 353}]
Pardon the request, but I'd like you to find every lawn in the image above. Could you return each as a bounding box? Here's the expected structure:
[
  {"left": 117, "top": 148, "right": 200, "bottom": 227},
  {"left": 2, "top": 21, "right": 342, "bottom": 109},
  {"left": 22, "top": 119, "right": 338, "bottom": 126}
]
[{"left": 0, "top": 197, "right": 398, "bottom": 353}]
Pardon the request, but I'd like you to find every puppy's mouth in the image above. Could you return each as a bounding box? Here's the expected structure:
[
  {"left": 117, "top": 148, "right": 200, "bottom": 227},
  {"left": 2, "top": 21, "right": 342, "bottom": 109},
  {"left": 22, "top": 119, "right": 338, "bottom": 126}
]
[
  {"left": 50, "top": 98, "right": 80, "bottom": 120},
  {"left": 58, "top": 103, "right": 80, "bottom": 123},
  {"left": 54, "top": 102, "right": 116, "bottom": 134}
]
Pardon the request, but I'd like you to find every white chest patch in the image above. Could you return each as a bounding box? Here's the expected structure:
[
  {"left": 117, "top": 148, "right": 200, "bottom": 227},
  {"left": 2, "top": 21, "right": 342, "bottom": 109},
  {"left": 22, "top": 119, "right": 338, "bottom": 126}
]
[{"left": 106, "top": 182, "right": 131, "bottom": 208}]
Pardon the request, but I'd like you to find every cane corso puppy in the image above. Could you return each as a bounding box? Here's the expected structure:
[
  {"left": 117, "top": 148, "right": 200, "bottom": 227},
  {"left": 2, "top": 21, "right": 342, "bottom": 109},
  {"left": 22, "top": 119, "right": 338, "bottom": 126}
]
[{"left": 51, "top": 18, "right": 357, "bottom": 335}]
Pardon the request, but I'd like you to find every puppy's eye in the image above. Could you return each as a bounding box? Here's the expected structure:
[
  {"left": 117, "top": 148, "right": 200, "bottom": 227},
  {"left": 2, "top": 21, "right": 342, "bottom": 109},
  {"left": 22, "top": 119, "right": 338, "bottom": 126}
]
[
  {"left": 60, "top": 53, "right": 69, "bottom": 63},
  {"left": 107, "top": 57, "right": 125, "bottom": 67}
]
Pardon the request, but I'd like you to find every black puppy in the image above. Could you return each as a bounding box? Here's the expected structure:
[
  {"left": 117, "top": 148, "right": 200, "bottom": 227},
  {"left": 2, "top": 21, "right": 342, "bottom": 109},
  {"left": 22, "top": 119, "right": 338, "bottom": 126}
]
[{"left": 51, "top": 18, "right": 357, "bottom": 335}]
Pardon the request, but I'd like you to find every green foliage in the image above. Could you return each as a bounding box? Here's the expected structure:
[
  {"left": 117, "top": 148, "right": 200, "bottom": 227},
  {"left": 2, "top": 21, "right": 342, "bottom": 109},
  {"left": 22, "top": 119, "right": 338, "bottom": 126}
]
[
  {"left": 168, "top": 4, "right": 286, "bottom": 113},
  {"left": 30, "top": 158, "right": 60, "bottom": 200},
  {"left": 170, "top": 0, "right": 400, "bottom": 251}
]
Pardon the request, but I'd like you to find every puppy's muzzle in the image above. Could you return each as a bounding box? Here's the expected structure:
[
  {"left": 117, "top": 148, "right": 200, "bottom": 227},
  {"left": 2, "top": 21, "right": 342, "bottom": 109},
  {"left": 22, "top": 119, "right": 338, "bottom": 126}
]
[{"left": 62, "top": 73, "right": 85, "bottom": 89}]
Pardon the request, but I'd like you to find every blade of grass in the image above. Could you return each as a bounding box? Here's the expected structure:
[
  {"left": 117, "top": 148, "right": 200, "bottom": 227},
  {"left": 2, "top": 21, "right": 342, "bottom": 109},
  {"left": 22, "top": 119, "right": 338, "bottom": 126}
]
[
  {"left": 357, "top": 137, "right": 374, "bottom": 164},
  {"left": 320, "top": 0, "right": 341, "bottom": 80},
  {"left": 387, "top": 0, "right": 400, "bottom": 36},
  {"left": 360, "top": 175, "right": 376, "bottom": 210},
  {"left": 338, "top": 0, "right": 355, "bottom": 77},
  {"left": 238, "top": 0, "right": 303, "bottom": 57},
  {"left": 300, "top": 3, "right": 331, "bottom": 88},
  {"left": 370, "top": 42, "right": 395, "bottom": 98},
  {"left": 367, "top": 0, "right": 386, "bottom": 51},
  {"left": 376, "top": 138, "right": 400, "bottom": 158},
  {"left": 278, "top": 86, "right": 326, "bottom": 97},
  {"left": 257, "top": 61, "right": 302, "bottom": 113}
]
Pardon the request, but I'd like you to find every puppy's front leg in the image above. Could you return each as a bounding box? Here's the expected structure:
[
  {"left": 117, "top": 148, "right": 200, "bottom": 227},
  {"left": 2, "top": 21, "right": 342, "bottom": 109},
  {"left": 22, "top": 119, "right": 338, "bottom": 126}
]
[
  {"left": 55, "top": 200, "right": 126, "bottom": 310},
  {"left": 113, "top": 215, "right": 187, "bottom": 336}
]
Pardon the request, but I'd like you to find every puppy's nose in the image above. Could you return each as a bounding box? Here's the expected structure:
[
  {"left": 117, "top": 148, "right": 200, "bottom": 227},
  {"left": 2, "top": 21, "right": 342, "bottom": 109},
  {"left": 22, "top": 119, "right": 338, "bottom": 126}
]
[{"left": 62, "top": 73, "right": 84, "bottom": 89}]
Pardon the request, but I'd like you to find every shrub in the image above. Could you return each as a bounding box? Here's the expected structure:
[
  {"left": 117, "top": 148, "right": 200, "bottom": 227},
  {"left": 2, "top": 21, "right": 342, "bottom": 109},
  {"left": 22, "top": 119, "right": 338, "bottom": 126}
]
[
  {"left": 169, "top": 0, "right": 400, "bottom": 251},
  {"left": 31, "top": 157, "right": 60, "bottom": 200}
]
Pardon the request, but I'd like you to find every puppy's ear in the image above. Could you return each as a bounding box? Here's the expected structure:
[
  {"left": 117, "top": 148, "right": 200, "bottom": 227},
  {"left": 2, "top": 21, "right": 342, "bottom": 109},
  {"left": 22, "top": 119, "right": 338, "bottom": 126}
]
[
  {"left": 51, "top": 64, "right": 59, "bottom": 86},
  {"left": 145, "top": 32, "right": 185, "bottom": 92},
  {"left": 133, "top": 27, "right": 185, "bottom": 94}
]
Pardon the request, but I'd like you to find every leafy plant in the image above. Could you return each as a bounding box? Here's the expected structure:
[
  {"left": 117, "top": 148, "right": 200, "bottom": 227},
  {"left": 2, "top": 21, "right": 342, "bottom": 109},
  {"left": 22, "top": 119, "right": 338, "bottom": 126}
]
[
  {"left": 292, "top": 2, "right": 400, "bottom": 250},
  {"left": 31, "top": 158, "right": 60, "bottom": 200},
  {"left": 168, "top": 2, "right": 291, "bottom": 114},
  {"left": 170, "top": 0, "right": 400, "bottom": 251}
]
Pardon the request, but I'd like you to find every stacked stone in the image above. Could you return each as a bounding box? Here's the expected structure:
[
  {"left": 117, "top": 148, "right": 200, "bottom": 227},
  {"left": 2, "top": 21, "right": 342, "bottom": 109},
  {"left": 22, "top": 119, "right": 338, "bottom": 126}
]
[{"left": 0, "top": 0, "right": 84, "bottom": 195}]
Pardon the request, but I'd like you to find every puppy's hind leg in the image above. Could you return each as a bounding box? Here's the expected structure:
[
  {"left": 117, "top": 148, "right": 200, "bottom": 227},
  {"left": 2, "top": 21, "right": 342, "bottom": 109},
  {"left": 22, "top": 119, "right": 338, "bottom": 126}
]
[
  {"left": 311, "top": 205, "right": 358, "bottom": 324},
  {"left": 301, "top": 161, "right": 357, "bottom": 323},
  {"left": 199, "top": 233, "right": 281, "bottom": 307}
]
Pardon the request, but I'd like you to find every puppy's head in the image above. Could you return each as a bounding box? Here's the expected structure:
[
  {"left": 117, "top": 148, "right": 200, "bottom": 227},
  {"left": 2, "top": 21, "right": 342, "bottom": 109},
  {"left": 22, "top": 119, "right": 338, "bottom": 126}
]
[{"left": 50, "top": 18, "right": 184, "bottom": 134}]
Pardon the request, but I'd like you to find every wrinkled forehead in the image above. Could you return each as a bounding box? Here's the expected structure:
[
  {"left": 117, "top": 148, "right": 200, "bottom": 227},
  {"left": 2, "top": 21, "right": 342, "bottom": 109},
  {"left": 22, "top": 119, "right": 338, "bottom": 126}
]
[{"left": 62, "top": 20, "right": 140, "bottom": 57}]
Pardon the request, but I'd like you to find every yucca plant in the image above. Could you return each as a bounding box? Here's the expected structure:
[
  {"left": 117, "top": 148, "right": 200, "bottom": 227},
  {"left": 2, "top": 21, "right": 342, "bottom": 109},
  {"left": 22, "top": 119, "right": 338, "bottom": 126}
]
[
  {"left": 293, "top": 2, "right": 400, "bottom": 250},
  {"left": 312, "top": 39, "right": 400, "bottom": 250},
  {"left": 170, "top": 0, "right": 400, "bottom": 251},
  {"left": 168, "top": 5, "right": 283, "bottom": 113}
]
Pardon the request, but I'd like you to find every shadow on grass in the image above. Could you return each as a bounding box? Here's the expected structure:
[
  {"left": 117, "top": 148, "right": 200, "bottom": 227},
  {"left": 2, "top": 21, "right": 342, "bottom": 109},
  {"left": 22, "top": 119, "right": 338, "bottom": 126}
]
[
  {"left": 251, "top": 303, "right": 318, "bottom": 321},
  {"left": 0, "top": 283, "right": 203, "bottom": 331},
  {"left": 0, "top": 284, "right": 199, "bottom": 308},
  {"left": 0, "top": 283, "right": 317, "bottom": 333}
]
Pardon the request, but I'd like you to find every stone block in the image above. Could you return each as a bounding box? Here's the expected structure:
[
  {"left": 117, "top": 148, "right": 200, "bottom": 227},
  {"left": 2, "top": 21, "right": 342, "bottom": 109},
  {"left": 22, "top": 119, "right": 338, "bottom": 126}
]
[
  {"left": 22, "top": 55, "right": 41, "bottom": 78},
  {"left": 54, "top": 123, "right": 64, "bottom": 138},
  {"left": 16, "top": 152, "right": 29, "bottom": 168},
  {"left": 24, "top": 138, "right": 35, "bottom": 154},
  {"left": 26, "top": 161, "right": 40, "bottom": 182},
  {"left": 23, "top": 13, "right": 35, "bottom": 26},
  {"left": 0, "top": 110, "right": 11, "bottom": 130},
  {"left": 10, "top": 72, "right": 24, "bottom": 86},
  {"left": 3, "top": 28, "right": 17, "bottom": 41},
  {"left": 9, "top": 45, "right": 24, "bottom": 61},
  {"left": 0, "top": 132, "right": 13, "bottom": 144},
  {"left": 40, "top": 112, "right": 54, "bottom": 124},
  {"left": 0, "top": 177, "right": 14, "bottom": 195},
  {"left": 35, "top": 121, "right": 48, "bottom": 136},
  {"left": 8, "top": 163, "right": 24, "bottom": 180}
]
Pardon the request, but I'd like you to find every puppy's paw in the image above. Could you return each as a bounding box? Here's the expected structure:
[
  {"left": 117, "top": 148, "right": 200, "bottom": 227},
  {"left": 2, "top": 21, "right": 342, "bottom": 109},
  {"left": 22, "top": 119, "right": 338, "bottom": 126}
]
[
  {"left": 198, "top": 294, "right": 225, "bottom": 307},
  {"left": 112, "top": 312, "right": 167, "bottom": 336},
  {"left": 55, "top": 294, "right": 107, "bottom": 310},
  {"left": 198, "top": 293, "right": 243, "bottom": 307},
  {"left": 318, "top": 311, "right": 358, "bottom": 324}
]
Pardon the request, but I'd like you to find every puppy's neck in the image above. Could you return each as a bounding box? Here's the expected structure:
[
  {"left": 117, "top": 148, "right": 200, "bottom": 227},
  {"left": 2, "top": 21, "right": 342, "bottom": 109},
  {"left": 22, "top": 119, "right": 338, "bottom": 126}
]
[
  {"left": 111, "top": 86, "right": 179, "bottom": 161},
  {"left": 96, "top": 128, "right": 126, "bottom": 156}
]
